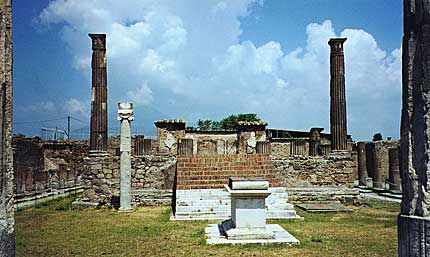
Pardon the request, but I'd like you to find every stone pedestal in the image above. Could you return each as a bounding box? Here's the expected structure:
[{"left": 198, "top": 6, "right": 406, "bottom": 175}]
[
  {"left": 205, "top": 177, "right": 300, "bottom": 245},
  {"left": 227, "top": 185, "right": 272, "bottom": 239},
  {"left": 118, "top": 103, "right": 134, "bottom": 212}
]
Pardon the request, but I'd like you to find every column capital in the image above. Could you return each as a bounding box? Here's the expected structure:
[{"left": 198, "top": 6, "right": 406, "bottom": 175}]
[
  {"left": 328, "top": 38, "right": 347, "bottom": 53},
  {"left": 118, "top": 102, "right": 134, "bottom": 121},
  {"left": 89, "top": 33, "right": 106, "bottom": 50}
]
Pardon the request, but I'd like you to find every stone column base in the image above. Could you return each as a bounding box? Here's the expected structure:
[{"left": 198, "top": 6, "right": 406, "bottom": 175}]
[
  {"left": 0, "top": 228, "right": 15, "bottom": 257},
  {"left": 398, "top": 214, "right": 430, "bottom": 256}
]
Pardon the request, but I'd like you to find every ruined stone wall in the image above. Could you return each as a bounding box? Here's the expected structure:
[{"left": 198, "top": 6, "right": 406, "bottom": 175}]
[
  {"left": 184, "top": 132, "right": 237, "bottom": 155},
  {"left": 364, "top": 140, "right": 399, "bottom": 187},
  {"left": 81, "top": 154, "right": 176, "bottom": 207},
  {"left": 13, "top": 137, "right": 87, "bottom": 195},
  {"left": 0, "top": 0, "right": 14, "bottom": 255},
  {"left": 272, "top": 154, "right": 355, "bottom": 188},
  {"left": 176, "top": 154, "right": 281, "bottom": 190}
]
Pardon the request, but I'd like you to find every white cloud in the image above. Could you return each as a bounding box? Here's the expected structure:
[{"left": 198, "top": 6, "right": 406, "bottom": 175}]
[
  {"left": 38, "top": 1, "right": 401, "bottom": 140},
  {"left": 126, "top": 82, "right": 153, "bottom": 106},
  {"left": 64, "top": 98, "right": 89, "bottom": 117}
]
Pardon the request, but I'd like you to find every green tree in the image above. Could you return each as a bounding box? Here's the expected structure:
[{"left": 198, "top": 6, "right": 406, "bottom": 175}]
[
  {"left": 197, "top": 119, "right": 213, "bottom": 131},
  {"left": 196, "top": 114, "right": 260, "bottom": 131},
  {"left": 219, "top": 113, "right": 260, "bottom": 130}
]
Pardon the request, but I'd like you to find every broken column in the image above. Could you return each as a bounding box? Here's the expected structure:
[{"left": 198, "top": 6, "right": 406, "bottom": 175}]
[
  {"left": 357, "top": 142, "right": 367, "bottom": 187},
  {"left": 0, "top": 0, "right": 14, "bottom": 256},
  {"left": 118, "top": 103, "right": 134, "bottom": 212},
  {"left": 398, "top": 1, "right": 430, "bottom": 255},
  {"left": 372, "top": 145, "right": 384, "bottom": 190},
  {"left": 309, "top": 127, "right": 324, "bottom": 156},
  {"left": 388, "top": 147, "right": 400, "bottom": 192},
  {"left": 328, "top": 38, "right": 348, "bottom": 151},
  {"left": 237, "top": 121, "right": 267, "bottom": 154},
  {"left": 89, "top": 34, "right": 108, "bottom": 152}
]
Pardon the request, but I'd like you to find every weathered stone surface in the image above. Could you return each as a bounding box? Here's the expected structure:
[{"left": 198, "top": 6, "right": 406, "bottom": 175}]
[
  {"left": 329, "top": 38, "right": 348, "bottom": 151},
  {"left": 118, "top": 103, "right": 134, "bottom": 212},
  {"left": 388, "top": 146, "right": 401, "bottom": 192},
  {"left": 309, "top": 128, "right": 323, "bottom": 156},
  {"left": 399, "top": 1, "right": 430, "bottom": 255},
  {"left": 237, "top": 121, "right": 267, "bottom": 154},
  {"left": 89, "top": 34, "right": 108, "bottom": 151},
  {"left": 357, "top": 142, "right": 367, "bottom": 186},
  {"left": 0, "top": 0, "right": 14, "bottom": 256},
  {"left": 79, "top": 153, "right": 176, "bottom": 207},
  {"left": 154, "top": 120, "right": 186, "bottom": 154},
  {"left": 272, "top": 154, "right": 355, "bottom": 188}
]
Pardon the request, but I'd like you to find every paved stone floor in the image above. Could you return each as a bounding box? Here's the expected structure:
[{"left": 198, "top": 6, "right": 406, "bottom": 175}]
[{"left": 205, "top": 224, "right": 300, "bottom": 245}]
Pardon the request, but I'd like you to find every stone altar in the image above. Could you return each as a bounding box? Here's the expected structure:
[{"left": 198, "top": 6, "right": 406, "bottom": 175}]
[{"left": 205, "top": 177, "right": 300, "bottom": 245}]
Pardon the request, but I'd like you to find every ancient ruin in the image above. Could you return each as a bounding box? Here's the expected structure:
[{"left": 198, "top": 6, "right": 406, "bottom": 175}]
[
  {"left": 329, "top": 38, "right": 348, "bottom": 152},
  {"left": 398, "top": 0, "right": 430, "bottom": 255},
  {"left": 89, "top": 34, "right": 108, "bottom": 152},
  {"left": 0, "top": 0, "right": 14, "bottom": 256}
]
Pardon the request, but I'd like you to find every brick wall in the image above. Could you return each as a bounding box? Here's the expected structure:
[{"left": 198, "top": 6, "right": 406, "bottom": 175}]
[{"left": 176, "top": 154, "right": 281, "bottom": 190}]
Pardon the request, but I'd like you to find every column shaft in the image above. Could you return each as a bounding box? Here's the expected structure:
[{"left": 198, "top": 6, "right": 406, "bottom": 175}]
[
  {"left": 89, "top": 34, "right": 108, "bottom": 151},
  {"left": 329, "top": 38, "right": 348, "bottom": 151},
  {"left": 357, "top": 142, "right": 367, "bottom": 186},
  {"left": 118, "top": 103, "right": 134, "bottom": 212}
]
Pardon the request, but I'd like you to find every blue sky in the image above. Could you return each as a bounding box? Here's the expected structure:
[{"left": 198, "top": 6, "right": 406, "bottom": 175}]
[{"left": 13, "top": 0, "right": 402, "bottom": 140}]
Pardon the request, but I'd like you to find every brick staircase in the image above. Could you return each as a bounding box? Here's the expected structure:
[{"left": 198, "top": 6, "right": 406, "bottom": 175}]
[{"left": 171, "top": 154, "right": 302, "bottom": 221}]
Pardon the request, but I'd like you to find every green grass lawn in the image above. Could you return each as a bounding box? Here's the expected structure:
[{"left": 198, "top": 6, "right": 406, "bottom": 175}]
[{"left": 15, "top": 195, "right": 399, "bottom": 257}]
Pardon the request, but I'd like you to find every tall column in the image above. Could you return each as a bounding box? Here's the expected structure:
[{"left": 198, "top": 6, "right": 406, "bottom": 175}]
[
  {"left": 329, "top": 38, "right": 348, "bottom": 151},
  {"left": 399, "top": 1, "right": 430, "bottom": 256},
  {"left": 89, "top": 34, "right": 108, "bottom": 151},
  {"left": 118, "top": 103, "right": 134, "bottom": 212},
  {"left": 388, "top": 147, "right": 400, "bottom": 192},
  {"left": 357, "top": 142, "right": 367, "bottom": 187},
  {"left": 309, "top": 127, "right": 323, "bottom": 156},
  {"left": 0, "top": 1, "right": 14, "bottom": 256}
]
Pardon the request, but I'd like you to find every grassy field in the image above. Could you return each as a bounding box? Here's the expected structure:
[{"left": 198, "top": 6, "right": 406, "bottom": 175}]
[{"left": 15, "top": 195, "right": 399, "bottom": 257}]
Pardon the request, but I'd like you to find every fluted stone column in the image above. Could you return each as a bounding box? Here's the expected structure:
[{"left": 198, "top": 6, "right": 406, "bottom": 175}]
[
  {"left": 357, "top": 142, "right": 367, "bottom": 187},
  {"left": 309, "top": 127, "right": 323, "bottom": 156},
  {"left": 329, "top": 38, "right": 348, "bottom": 151},
  {"left": 0, "top": 1, "right": 14, "bottom": 256},
  {"left": 118, "top": 103, "right": 134, "bottom": 212},
  {"left": 398, "top": 1, "right": 430, "bottom": 256},
  {"left": 388, "top": 147, "right": 400, "bottom": 192},
  {"left": 89, "top": 34, "right": 108, "bottom": 151}
]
